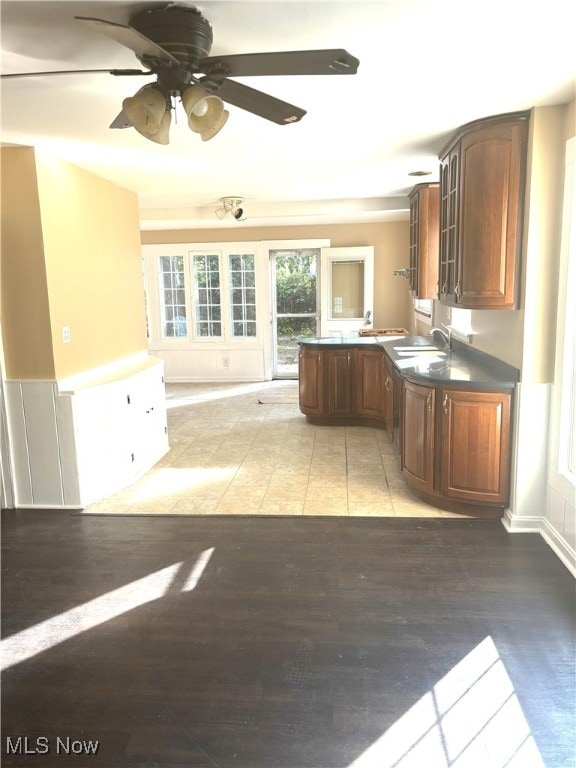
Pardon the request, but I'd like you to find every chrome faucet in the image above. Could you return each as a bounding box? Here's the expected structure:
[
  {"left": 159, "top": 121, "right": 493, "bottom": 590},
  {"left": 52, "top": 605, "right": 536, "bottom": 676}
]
[{"left": 430, "top": 324, "right": 452, "bottom": 350}]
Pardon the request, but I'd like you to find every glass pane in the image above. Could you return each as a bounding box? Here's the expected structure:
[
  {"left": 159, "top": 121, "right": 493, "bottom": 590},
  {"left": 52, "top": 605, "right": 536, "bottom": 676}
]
[
  {"left": 228, "top": 252, "right": 257, "bottom": 337},
  {"left": 158, "top": 255, "right": 187, "bottom": 338},
  {"left": 193, "top": 253, "right": 222, "bottom": 337},
  {"left": 330, "top": 260, "right": 364, "bottom": 319},
  {"left": 273, "top": 250, "right": 317, "bottom": 314},
  {"left": 275, "top": 315, "right": 318, "bottom": 377}
]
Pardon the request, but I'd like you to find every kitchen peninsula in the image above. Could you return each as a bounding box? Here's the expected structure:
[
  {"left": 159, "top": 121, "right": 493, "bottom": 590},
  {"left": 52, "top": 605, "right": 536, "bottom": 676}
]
[{"left": 297, "top": 336, "right": 519, "bottom": 515}]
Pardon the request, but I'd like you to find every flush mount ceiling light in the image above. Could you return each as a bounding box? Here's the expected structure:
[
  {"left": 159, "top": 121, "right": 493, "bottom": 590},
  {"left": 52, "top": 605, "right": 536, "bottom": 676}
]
[
  {"left": 215, "top": 197, "right": 247, "bottom": 221},
  {"left": 408, "top": 170, "right": 433, "bottom": 177}
]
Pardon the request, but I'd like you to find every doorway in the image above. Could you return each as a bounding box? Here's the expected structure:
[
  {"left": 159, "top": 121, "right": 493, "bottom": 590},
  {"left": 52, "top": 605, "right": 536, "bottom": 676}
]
[{"left": 270, "top": 249, "right": 320, "bottom": 378}]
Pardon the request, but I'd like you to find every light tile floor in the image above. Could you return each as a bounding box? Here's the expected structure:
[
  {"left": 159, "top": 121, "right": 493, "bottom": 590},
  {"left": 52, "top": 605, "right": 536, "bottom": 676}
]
[{"left": 84, "top": 381, "right": 470, "bottom": 518}]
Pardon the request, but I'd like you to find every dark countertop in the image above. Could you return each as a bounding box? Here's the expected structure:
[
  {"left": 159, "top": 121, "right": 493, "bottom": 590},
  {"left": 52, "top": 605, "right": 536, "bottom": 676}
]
[{"left": 297, "top": 335, "right": 519, "bottom": 389}]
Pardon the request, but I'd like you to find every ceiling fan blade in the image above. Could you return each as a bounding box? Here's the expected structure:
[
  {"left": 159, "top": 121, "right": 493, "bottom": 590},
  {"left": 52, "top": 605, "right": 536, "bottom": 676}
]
[
  {"left": 75, "top": 16, "right": 180, "bottom": 67},
  {"left": 109, "top": 110, "right": 132, "bottom": 129},
  {"left": 201, "top": 77, "right": 306, "bottom": 125},
  {"left": 0, "top": 68, "right": 151, "bottom": 79},
  {"left": 200, "top": 49, "right": 359, "bottom": 78}
]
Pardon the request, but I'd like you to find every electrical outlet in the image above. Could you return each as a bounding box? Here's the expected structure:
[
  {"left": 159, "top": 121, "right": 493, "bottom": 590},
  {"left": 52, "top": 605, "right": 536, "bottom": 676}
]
[
  {"left": 222, "top": 356, "right": 230, "bottom": 368},
  {"left": 61, "top": 326, "right": 71, "bottom": 343}
]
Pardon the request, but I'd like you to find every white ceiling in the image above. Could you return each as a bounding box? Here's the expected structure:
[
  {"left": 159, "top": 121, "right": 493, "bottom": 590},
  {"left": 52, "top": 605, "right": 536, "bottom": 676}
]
[{"left": 1, "top": 0, "right": 575, "bottom": 229}]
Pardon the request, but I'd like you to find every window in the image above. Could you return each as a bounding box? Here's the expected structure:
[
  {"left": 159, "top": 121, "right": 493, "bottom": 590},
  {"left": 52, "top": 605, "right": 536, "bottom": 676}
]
[
  {"left": 229, "top": 253, "right": 257, "bottom": 337},
  {"left": 144, "top": 243, "right": 262, "bottom": 348},
  {"left": 414, "top": 299, "right": 432, "bottom": 318},
  {"left": 159, "top": 255, "right": 187, "bottom": 338},
  {"left": 192, "top": 254, "right": 221, "bottom": 337}
]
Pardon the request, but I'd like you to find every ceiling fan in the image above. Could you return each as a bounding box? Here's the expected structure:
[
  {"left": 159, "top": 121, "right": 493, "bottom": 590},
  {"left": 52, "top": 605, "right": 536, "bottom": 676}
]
[{"left": 1, "top": 2, "right": 360, "bottom": 143}]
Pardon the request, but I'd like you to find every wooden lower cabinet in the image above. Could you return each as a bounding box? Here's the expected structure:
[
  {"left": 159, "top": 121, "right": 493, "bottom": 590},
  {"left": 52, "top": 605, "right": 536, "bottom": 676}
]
[
  {"left": 298, "top": 347, "right": 324, "bottom": 416},
  {"left": 401, "top": 380, "right": 512, "bottom": 507},
  {"left": 298, "top": 343, "right": 514, "bottom": 511},
  {"left": 355, "top": 348, "right": 385, "bottom": 419},
  {"left": 383, "top": 356, "right": 394, "bottom": 442},
  {"left": 441, "top": 389, "right": 511, "bottom": 504},
  {"left": 402, "top": 381, "right": 435, "bottom": 493},
  {"left": 298, "top": 346, "right": 386, "bottom": 426},
  {"left": 328, "top": 349, "right": 354, "bottom": 416}
]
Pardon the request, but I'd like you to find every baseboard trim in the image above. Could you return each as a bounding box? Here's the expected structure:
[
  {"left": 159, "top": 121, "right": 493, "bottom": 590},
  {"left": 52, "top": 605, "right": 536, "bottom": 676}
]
[
  {"left": 540, "top": 519, "right": 576, "bottom": 577},
  {"left": 501, "top": 510, "right": 576, "bottom": 576}
]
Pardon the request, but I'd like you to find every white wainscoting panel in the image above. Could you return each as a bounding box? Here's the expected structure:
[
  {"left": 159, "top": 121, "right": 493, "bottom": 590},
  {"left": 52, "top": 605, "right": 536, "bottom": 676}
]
[
  {"left": 151, "top": 348, "right": 266, "bottom": 382},
  {"left": 4, "top": 357, "right": 168, "bottom": 509}
]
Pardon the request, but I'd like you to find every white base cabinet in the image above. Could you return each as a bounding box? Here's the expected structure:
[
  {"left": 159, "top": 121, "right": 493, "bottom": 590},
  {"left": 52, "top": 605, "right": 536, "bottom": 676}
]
[{"left": 5, "top": 355, "right": 168, "bottom": 508}]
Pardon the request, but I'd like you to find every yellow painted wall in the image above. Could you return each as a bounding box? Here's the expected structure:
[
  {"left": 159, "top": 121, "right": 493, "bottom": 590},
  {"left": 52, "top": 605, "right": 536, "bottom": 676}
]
[
  {"left": 0, "top": 147, "right": 147, "bottom": 380},
  {"left": 35, "top": 152, "right": 147, "bottom": 378},
  {"left": 141, "top": 220, "right": 412, "bottom": 329},
  {"left": 0, "top": 147, "right": 55, "bottom": 379}
]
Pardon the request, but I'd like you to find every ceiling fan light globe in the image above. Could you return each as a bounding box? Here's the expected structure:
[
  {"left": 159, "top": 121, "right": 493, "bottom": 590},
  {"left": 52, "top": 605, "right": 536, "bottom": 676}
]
[
  {"left": 182, "top": 86, "right": 227, "bottom": 139},
  {"left": 200, "top": 109, "right": 229, "bottom": 142},
  {"left": 145, "top": 109, "right": 171, "bottom": 145},
  {"left": 122, "top": 85, "right": 167, "bottom": 138}
]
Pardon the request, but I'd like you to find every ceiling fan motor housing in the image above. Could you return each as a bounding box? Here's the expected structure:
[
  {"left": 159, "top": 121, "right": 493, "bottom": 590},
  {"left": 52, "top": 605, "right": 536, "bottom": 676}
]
[{"left": 130, "top": 4, "right": 213, "bottom": 70}]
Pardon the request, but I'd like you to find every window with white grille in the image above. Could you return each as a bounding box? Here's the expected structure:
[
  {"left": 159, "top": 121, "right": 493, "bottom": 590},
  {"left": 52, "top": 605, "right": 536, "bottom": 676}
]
[
  {"left": 229, "top": 253, "right": 257, "bottom": 337},
  {"left": 159, "top": 255, "right": 187, "bottom": 338},
  {"left": 192, "top": 254, "right": 222, "bottom": 338}
]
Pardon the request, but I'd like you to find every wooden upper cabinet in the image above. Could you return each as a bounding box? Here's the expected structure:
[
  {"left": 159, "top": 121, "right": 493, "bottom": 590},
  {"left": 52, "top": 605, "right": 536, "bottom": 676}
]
[
  {"left": 408, "top": 183, "right": 439, "bottom": 299},
  {"left": 440, "top": 389, "right": 511, "bottom": 504},
  {"left": 439, "top": 149, "right": 459, "bottom": 302},
  {"left": 439, "top": 111, "right": 529, "bottom": 309}
]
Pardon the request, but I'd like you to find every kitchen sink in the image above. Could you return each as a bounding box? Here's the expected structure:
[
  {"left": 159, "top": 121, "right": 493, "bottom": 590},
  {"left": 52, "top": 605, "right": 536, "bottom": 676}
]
[{"left": 393, "top": 345, "right": 439, "bottom": 352}]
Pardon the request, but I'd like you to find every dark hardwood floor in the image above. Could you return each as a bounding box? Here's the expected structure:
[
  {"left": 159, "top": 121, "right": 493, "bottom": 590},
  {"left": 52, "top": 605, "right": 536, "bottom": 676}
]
[{"left": 1, "top": 510, "right": 575, "bottom": 768}]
